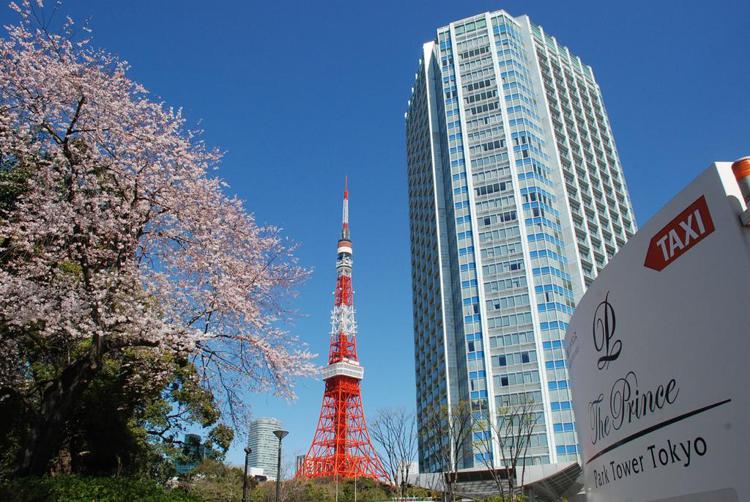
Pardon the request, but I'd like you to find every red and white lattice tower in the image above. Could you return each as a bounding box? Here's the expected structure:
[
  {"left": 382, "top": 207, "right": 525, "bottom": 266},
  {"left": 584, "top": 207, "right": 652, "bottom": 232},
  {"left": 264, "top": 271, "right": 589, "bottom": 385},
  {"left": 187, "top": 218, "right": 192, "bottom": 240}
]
[{"left": 298, "top": 180, "right": 386, "bottom": 480}]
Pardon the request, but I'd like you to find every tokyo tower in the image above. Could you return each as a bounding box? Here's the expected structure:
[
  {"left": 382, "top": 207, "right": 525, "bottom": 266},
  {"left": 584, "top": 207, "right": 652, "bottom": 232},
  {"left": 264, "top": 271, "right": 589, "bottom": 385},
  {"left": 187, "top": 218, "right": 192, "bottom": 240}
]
[{"left": 298, "top": 180, "right": 386, "bottom": 480}]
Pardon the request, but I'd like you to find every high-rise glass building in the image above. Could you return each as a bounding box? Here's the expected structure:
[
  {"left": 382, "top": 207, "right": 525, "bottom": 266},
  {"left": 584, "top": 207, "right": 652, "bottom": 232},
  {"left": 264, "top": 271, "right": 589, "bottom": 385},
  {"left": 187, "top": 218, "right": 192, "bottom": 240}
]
[
  {"left": 406, "top": 11, "right": 636, "bottom": 474},
  {"left": 248, "top": 417, "right": 282, "bottom": 480}
]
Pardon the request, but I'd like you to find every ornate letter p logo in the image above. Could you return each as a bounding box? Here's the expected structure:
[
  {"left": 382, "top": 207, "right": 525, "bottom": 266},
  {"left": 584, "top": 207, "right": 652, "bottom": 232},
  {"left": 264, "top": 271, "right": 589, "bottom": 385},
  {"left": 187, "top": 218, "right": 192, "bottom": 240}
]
[{"left": 593, "top": 292, "right": 620, "bottom": 370}]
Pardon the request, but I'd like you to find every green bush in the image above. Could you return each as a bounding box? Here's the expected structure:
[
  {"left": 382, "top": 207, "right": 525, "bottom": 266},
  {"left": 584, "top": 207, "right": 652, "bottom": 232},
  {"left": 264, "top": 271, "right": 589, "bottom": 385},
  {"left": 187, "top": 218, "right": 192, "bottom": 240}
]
[
  {"left": 0, "top": 475, "right": 199, "bottom": 502},
  {"left": 181, "top": 459, "right": 245, "bottom": 501}
]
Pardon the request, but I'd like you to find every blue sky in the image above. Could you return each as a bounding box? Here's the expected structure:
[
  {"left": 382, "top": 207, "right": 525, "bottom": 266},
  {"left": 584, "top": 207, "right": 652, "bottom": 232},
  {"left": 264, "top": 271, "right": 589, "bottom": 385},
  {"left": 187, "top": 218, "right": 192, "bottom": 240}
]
[{"left": 4, "top": 0, "right": 748, "bottom": 468}]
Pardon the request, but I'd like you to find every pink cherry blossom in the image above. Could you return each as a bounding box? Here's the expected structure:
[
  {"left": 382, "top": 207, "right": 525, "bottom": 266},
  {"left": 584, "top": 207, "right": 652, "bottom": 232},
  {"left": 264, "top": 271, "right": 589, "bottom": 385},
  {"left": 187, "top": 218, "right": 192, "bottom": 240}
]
[{"left": 0, "top": 0, "right": 317, "bottom": 433}]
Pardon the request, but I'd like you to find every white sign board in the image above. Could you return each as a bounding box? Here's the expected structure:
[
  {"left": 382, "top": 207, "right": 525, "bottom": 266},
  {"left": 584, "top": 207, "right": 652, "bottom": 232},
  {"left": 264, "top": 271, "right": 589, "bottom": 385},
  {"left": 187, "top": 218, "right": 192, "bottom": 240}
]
[{"left": 565, "top": 163, "right": 750, "bottom": 502}]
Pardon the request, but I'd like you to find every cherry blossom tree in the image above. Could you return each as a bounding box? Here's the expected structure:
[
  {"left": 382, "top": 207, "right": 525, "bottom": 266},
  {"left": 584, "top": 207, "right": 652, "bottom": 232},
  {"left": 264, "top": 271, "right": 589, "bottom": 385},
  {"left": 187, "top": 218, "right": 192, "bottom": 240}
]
[{"left": 0, "top": 1, "right": 316, "bottom": 475}]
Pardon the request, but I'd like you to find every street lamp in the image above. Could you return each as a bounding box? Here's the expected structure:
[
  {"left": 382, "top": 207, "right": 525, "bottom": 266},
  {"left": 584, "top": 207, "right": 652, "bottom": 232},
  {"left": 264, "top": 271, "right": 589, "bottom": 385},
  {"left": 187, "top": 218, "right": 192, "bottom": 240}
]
[
  {"left": 272, "top": 429, "right": 289, "bottom": 502},
  {"left": 242, "top": 446, "right": 252, "bottom": 502}
]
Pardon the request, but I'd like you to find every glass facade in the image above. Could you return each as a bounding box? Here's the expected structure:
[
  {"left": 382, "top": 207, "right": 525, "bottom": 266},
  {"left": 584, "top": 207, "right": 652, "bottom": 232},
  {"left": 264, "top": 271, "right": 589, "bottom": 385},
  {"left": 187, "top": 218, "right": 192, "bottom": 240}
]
[
  {"left": 406, "top": 11, "right": 636, "bottom": 474},
  {"left": 248, "top": 417, "right": 282, "bottom": 480}
]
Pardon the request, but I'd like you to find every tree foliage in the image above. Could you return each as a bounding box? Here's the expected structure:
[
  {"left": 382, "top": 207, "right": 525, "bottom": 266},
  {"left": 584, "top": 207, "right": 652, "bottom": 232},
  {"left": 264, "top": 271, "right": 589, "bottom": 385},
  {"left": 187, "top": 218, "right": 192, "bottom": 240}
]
[
  {"left": 178, "top": 462, "right": 396, "bottom": 502},
  {"left": 181, "top": 459, "right": 245, "bottom": 502},
  {"left": 0, "top": 475, "right": 200, "bottom": 502},
  {"left": 0, "top": 1, "right": 315, "bottom": 476},
  {"left": 246, "top": 476, "right": 390, "bottom": 502}
]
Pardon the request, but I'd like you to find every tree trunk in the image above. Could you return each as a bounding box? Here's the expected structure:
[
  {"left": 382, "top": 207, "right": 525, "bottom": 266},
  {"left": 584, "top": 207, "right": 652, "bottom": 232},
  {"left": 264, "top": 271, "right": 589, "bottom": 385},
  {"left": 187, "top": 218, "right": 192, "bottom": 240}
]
[
  {"left": 403, "top": 464, "right": 410, "bottom": 498},
  {"left": 16, "top": 356, "right": 97, "bottom": 476},
  {"left": 447, "top": 471, "right": 456, "bottom": 502}
]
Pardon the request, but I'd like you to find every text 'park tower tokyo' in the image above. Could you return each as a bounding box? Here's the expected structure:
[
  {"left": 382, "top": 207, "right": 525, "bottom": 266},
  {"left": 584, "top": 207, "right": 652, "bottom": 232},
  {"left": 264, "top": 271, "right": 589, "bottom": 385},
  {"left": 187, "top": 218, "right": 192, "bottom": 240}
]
[{"left": 298, "top": 181, "right": 386, "bottom": 480}]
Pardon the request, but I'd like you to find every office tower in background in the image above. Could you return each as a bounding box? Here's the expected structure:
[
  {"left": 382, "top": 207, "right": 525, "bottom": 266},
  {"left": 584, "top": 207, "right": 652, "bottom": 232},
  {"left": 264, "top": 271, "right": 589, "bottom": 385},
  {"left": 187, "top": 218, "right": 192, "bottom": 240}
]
[
  {"left": 406, "top": 10, "right": 636, "bottom": 474},
  {"left": 248, "top": 417, "right": 283, "bottom": 480}
]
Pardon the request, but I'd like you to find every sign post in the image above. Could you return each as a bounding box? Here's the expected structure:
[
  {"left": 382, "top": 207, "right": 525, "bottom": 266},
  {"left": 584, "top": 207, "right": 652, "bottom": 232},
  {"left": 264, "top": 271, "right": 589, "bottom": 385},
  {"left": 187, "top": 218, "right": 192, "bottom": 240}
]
[{"left": 566, "top": 162, "right": 750, "bottom": 501}]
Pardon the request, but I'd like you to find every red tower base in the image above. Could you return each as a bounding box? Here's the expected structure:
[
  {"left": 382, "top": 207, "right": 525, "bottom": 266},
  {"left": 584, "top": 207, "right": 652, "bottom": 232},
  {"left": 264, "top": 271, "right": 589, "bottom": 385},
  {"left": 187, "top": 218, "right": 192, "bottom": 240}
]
[{"left": 298, "top": 375, "right": 386, "bottom": 479}]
